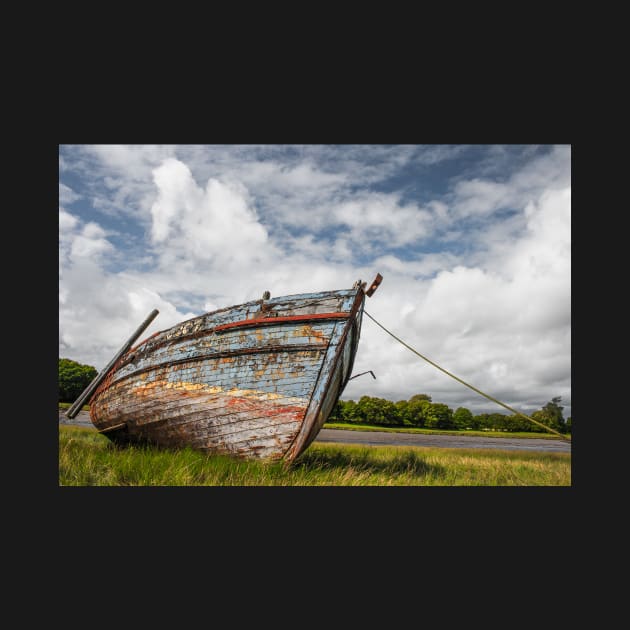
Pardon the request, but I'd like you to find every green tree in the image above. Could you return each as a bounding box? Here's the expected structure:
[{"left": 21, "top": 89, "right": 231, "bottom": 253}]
[
  {"left": 533, "top": 397, "right": 566, "bottom": 433},
  {"left": 453, "top": 407, "right": 473, "bottom": 430},
  {"left": 529, "top": 411, "right": 549, "bottom": 432},
  {"left": 424, "top": 403, "right": 455, "bottom": 429},
  {"left": 395, "top": 400, "right": 411, "bottom": 425},
  {"left": 59, "top": 358, "right": 98, "bottom": 403},
  {"left": 491, "top": 413, "right": 511, "bottom": 431},
  {"left": 467, "top": 413, "right": 482, "bottom": 430},
  {"left": 356, "top": 396, "right": 401, "bottom": 426},
  {"left": 543, "top": 396, "right": 566, "bottom": 431},
  {"left": 406, "top": 398, "right": 431, "bottom": 427},
  {"left": 394, "top": 395, "right": 432, "bottom": 427},
  {"left": 329, "top": 400, "right": 344, "bottom": 422},
  {"left": 339, "top": 400, "right": 359, "bottom": 423},
  {"left": 504, "top": 414, "right": 532, "bottom": 432},
  {"left": 474, "top": 413, "right": 491, "bottom": 430},
  {"left": 490, "top": 413, "right": 510, "bottom": 431}
]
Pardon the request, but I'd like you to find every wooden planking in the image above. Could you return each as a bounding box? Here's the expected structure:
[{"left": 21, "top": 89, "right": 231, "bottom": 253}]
[
  {"left": 91, "top": 344, "right": 327, "bottom": 456},
  {"left": 143, "top": 419, "right": 298, "bottom": 459},
  {"left": 93, "top": 383, "right": 312, "bottom": 433},
  {"left": 128, "top": 397, "right": 301, "bottom": 459},
  {"left": 92, "top": 388, "right": 305, "bottom": 459},
  {"left": 283, "top": 300, "right": 364, "bottom": 461},
  {"left": 113, "top": 320, "right": 336, "bottom": 384},
  {"left": 169, "top": 414, "right": 301, "bottom": 441},
  {"left": 124, "top": 321, "right": 335, "bottom": 367},
  {"left": 133, "top": 290, "right": 358, "bottom": 357},
  {"left": 112, "top": 346, "right": 325, "bottom": 393},
  {"left": 151, "top": 412, "right": 301, "bottom": 451},
  {"left": 94, "top": 377, "right": 313, "bottom": 427},
  {"left": 127, "top": 349, "right": 324, "bottom": 398},
  {"left": 282, "top": 320, "right": 346, "bottom": 460},
  {"left": 93, "top": 377, "right": 313, "bottom": 421},
  {"left": 95, "top": 400, "right": 305, "bottom": 442},
  {"left": 90, "top": 285, "right": 366, "bottom": 461},
  {"left": 299, "top": 318, "right": 360, "bottom": 454}
]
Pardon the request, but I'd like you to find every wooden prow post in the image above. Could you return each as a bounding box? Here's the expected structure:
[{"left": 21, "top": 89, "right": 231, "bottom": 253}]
[
  {"left": 65, "top": 309, "right": 160, "bottom": 419},
  {"left": 364, "top": 273, "right": 383, "bottom": 297}
]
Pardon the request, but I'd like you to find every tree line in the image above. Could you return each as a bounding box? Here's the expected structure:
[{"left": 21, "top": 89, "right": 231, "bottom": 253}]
[
  {"left": 59, "top": 358, "right": 98, "bottom": 403},
  {"left": 59, "top": 358, "right": 571, "bottom": 435},
  {"left": 329, "top": 393, "right": 571, "bottom": 434}
]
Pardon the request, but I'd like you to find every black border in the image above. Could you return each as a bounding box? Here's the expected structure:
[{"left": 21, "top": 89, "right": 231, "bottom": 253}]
[{"left": 48, "top": 83, "right": 575, "bottom": 567}]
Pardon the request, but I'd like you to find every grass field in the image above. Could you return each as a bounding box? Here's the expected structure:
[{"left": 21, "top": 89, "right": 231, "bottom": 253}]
[{"left": 58, "top": 425, "right": 571, "bottom": 486}]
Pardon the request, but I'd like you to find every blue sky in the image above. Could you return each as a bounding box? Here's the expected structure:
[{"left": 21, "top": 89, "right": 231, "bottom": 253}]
[{"left": 59, "top": 144, "right": 571, "bottom": 419}]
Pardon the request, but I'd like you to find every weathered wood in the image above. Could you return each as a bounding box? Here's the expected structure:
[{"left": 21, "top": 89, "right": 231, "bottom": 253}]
[
  {"left": 65, "top": 309, "right": 160, "bottom": 419},
  {"left": 364, "top": 273, "right": 383, "bottom": 297},
  {"left": 87, "top": 281, "right": 380, "bottom": 461}
]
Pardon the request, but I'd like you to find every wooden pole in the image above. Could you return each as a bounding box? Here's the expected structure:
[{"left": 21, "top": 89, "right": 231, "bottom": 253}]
[{"left": 65, "top": 309, "right": 159, "bottom": 419}]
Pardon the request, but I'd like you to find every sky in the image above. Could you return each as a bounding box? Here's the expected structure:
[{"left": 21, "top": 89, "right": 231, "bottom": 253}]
[{"left": 58, "top": 144, "right": 571, "bottom": 420}]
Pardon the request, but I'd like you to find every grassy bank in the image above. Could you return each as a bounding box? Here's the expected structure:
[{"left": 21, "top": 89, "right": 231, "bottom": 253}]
[
  {"left": 323, "top": 421, "right": 567, "bottom": 440},
  {"left": 58, "top": 425, "right": 571, "bottom": 486}
]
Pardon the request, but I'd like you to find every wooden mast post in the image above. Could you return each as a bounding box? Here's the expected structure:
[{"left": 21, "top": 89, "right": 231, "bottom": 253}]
[{"left": 65, "top": 309, "right": 160, "bottom": 419}]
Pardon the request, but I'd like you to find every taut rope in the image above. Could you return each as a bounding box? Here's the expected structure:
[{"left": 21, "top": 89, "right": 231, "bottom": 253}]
[{"left": 364, "top": 310, "right": 571, "bottom": 442}]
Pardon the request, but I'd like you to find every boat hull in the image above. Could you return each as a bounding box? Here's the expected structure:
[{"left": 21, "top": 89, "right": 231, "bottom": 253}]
[{"left": 89, "top": 285, "right": 365, "bottom": 462}]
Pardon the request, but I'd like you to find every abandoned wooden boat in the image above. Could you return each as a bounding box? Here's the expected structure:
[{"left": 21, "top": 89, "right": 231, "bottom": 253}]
[{"left": 67, "top": 274, "right": 382, "bottom": 462}]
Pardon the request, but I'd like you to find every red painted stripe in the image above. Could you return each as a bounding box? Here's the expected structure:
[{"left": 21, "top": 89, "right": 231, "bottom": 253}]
[{"left": 213, "top": 312, "right": 350, "bottom": 333}]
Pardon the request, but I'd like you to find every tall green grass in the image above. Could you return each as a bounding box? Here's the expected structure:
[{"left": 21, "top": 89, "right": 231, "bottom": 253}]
[{"left": 59, "top": 426, "right": 571, "bottom": 486}]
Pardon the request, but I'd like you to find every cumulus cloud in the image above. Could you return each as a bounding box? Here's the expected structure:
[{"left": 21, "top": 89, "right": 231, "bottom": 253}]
[
  {"left": 59, "top": 205, "right": 197, "bottom": 369},
  {"left": 59, "top": 183, "right": 81, "bottom": 205},
  {"left": 70, "top": 222, "right": 115, "bottom": 262},
  {"left": 58, "top": 144, "right": 571, "bottom": 418},
  {"left": 452, "top": 179, "right": 510, "bottom": 217},
  {"left": 89, "top": 144, "right": 176, "bottom": 180},
  {"left": 150, "top": 158, "right": 271, "bottom": 267},
  {"left": 331, "top": 194, "right": 432, "bottom": 247},
  {"left": 451, "top": 145, "right": 571, "bottom": 220},
  {"left": 345, "top": 182, "right": 571, "bottom": 416},
  {"left": 59, "top": 208, "right": 78, "bottom": 234}
]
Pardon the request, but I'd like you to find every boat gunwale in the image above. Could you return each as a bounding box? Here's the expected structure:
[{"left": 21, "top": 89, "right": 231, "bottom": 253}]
[
  {"left": 128, "top": 311, "right": 351, "bottom": 358},
  {"left": 211, "top": 311, "right": 350, "bottom": 333},
  {"left": 129, "top": 290, "right": 359, "bottom": 352}
]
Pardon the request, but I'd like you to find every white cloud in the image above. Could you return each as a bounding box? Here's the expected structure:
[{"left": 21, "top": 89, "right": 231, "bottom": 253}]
[
  {"left": 331, "top": 194, "right": 432, "bottom": 247},
  {"left": 70, "top": 222, "right": 115, "bottom": 261},
  {"left": 262, "top": 161, "right": 347, "bottom": 189},
  {"left": 58, "top": 203, "right": 197, "bottom": 369},
  {"left": 149, "top": 158, "right": 271, "bottom": 267},
  {"left": 344, "top": 183, "right": 571, "bottom": 417},
  {"left": 59, "top": 208, "right": 79, "bottom": 234},
  {"left": 452, "top": 145, "right": 571, "bottom": 220},
  {"left": 89, "top": 144, "right": 176, "bottom": 179},
  {"left": 59, "top": 183, "right": 80, "bottom": 205},
  {"left": 452, "top": 178, "right": 510, "bottom": 217},
  {"left": 58, "top": 145, "right": 571, "bottom": 419}
]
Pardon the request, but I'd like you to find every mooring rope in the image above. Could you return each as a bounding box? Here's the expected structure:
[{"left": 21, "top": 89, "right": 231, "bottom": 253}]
[{"left": 364, "top": 310, "right": 571, "bottom": 442}]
